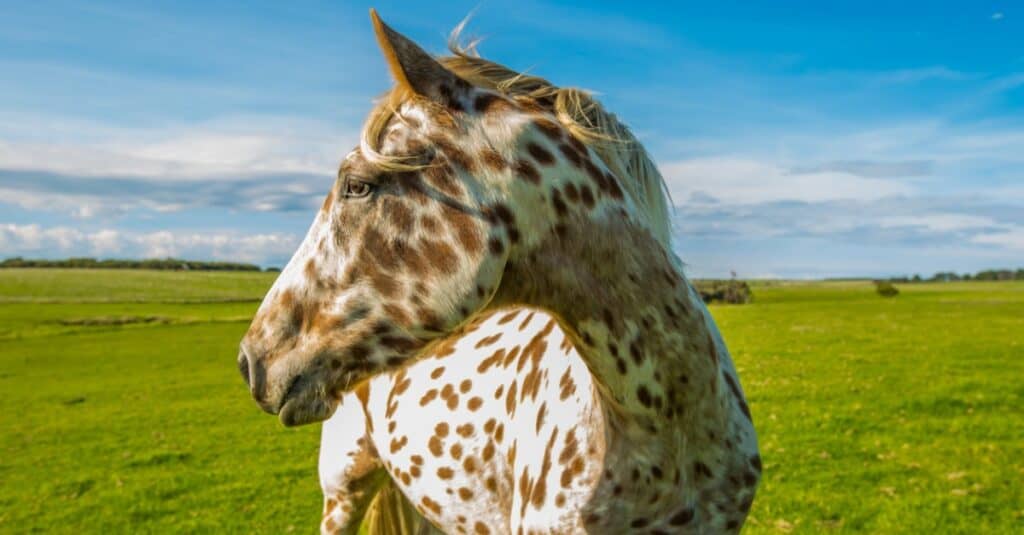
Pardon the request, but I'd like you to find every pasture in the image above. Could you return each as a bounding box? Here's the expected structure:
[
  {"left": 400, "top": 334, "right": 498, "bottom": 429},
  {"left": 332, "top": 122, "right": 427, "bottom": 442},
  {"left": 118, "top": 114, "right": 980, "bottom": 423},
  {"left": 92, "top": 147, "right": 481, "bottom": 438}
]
[{"left": 0, "top": 269, "right": 1020, "bottom": 533}]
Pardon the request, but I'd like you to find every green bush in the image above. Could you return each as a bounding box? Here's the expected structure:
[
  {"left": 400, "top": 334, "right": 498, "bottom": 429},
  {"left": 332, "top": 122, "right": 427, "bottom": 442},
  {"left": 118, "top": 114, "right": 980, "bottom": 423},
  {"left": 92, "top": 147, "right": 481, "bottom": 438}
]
[
  {"left": 694, "top": 279, "right": 753, "bottom": 304},
  {"left": 874, "top": 280, "right": 899, "bottom": 297}
]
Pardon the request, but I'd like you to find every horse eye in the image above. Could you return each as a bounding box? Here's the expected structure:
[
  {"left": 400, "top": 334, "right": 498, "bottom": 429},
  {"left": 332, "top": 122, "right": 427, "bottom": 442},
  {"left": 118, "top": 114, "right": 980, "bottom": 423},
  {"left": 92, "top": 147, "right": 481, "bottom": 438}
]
[{"left": 343, "top": 179, "right": 374, "bottom": 199}]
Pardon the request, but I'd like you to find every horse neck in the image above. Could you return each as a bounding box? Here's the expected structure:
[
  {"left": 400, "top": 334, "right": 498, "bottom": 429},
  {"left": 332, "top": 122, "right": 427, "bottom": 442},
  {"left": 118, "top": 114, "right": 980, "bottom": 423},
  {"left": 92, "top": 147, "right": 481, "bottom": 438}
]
[{"left": 491, "top": 209, "right": 729, "bottom": 432}]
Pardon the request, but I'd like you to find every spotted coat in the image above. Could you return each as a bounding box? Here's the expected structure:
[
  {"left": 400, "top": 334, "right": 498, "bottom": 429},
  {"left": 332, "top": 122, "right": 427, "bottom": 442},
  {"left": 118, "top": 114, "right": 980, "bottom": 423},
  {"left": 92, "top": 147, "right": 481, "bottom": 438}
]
[{"left": 240, "top": 11, "right": 760, "bottom": 535}]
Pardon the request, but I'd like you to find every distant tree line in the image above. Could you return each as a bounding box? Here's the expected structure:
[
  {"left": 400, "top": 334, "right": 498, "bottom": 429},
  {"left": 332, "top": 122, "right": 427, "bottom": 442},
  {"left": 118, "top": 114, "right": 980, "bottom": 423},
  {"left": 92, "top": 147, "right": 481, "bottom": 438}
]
[
  {"left": 888, "top": 268, "right": 1024, "bottom": 283},
  {"left": 0, "top": 257, "right": 270, "bottom": 272}
]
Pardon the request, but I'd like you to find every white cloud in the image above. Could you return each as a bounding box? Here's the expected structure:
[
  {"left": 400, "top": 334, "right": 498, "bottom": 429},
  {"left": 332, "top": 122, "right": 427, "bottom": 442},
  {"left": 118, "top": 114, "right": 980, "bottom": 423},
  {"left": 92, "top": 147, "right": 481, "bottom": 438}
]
[
  {"left": 0, "top": 113, "right": 357, "bottom": 180},
  {"left": 0, "top": 223, "right": 300, "bottom": 265},
  {"left": 992, "top": 12, "right": 1004, "bottom": 21},
  {"left": 660, "top": 157, "right": 913, "bottom": 205},
  {"left": 877, "top": 214, "right": 999, "bottom": 232},
  {"left": 973, "top": 227, "right": 1024, "bottom": 250}
]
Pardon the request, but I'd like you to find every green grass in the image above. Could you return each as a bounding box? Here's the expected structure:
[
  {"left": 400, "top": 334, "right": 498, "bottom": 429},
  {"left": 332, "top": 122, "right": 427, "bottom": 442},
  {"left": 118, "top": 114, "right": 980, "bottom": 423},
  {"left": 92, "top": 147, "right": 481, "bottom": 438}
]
[{"left": 0, "top": 269, "right": 1021, "bottom": 533}]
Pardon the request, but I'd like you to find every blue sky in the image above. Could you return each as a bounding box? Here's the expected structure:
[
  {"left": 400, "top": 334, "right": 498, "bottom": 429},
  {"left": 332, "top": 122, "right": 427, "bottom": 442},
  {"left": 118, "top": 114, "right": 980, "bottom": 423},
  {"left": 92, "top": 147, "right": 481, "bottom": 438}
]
[{"left": 1, "top": 1, "right": 1021, "bottom": 278}]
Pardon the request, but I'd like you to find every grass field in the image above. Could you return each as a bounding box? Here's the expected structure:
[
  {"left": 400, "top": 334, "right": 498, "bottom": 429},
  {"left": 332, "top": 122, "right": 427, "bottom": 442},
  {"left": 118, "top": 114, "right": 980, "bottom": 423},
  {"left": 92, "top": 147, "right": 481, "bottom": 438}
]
[{"left": 0, "top": 269, "right": 1021, "bottom": 533}]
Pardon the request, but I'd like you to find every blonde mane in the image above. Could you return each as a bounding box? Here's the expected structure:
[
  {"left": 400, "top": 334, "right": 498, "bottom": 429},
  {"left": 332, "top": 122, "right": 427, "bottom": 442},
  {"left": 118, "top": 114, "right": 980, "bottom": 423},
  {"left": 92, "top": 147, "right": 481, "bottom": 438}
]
[{"left": 358, "top": 39, "right": 673, "bottom": 247}]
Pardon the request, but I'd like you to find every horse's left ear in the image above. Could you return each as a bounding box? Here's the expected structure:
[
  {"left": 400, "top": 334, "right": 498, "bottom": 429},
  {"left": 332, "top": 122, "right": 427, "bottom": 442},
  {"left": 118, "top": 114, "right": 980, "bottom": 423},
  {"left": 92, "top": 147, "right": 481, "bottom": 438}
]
[{"left": 370, "top": 9, "right": 468, "bottom": 108}]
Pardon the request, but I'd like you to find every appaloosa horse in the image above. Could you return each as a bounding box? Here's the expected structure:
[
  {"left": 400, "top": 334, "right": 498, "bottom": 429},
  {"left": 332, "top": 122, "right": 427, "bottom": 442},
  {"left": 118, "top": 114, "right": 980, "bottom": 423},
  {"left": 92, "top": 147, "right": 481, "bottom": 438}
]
[{"left": 239, "top": 10, "right": 759, "bottom": 534}]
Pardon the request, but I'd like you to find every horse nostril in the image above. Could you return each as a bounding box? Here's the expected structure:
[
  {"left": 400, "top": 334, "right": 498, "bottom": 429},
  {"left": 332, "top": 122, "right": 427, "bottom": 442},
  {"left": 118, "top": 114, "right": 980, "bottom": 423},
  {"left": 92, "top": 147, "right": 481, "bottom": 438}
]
[{"left": 238, "top": 347, "right": 251, "bottom": 387}]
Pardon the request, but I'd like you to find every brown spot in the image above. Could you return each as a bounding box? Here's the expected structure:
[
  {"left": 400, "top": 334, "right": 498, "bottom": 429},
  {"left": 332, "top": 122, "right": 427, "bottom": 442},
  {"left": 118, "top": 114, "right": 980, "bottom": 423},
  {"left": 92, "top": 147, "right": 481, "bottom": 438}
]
[
  {"left": 419, "top": 389, "right": 438, "bottom": 406},
  {"left": 480, "top": 148, "right": 506, "bottom": 171},
  {"left": 505, "top": 381, "right": 518, "bottom": 415},
  {"left": 564, "top": 182, "right": 580, "bottom": 203},
  {"left": 637, "top": 385, "right": 653, "bottom": 408},
  {"left": 411, "top": 455, "right": 423, "bottom": 465},
  {"left": 450, "top": 442, "right": 463, "bottom": 460},
  {"left": 694, "top": 460, "right": 712, "bottom": 480},
  {"left": 559, "top": 456, "right": 584, "bottom": 488},
  {"left": 389, "top": 201, "right": 416, "bottom": 234},
  {"left": 420, "top": 214, "right": 441, "bottom": 233},
  {"left": 535, "top": 402, "right": 548, "bottom": 433},
  {"left": 419, "top": 161, "right": 460, "bottom": 197},
  {"left": 431, "top": 366, "right": 445, "bottom": 379},
  {"left": 530, "top": 427, "right": 560, "bottom": 510},
  {"left": 474, "top": 93, "right": 501, "bottom": 113},
  {"left": 446, "top": 393, "right": 460, "bottom": 410},
  {"left": 437, "top": 466, "right": 454, "bottom": 479},
  {"left": 514, "top": 160, "right": 540, "bottom": 184},
  {"left": 475, "top": 334, "right": 502, "bottom": 349},
  {"left": 567, "top": 134, "right": 587, "bottom": 154},
  {"left": 394, "top": 376, "right": 412, "bottom": 395},
  {"left": 423, "top": 238, "right": 458, "bottom": 274},
  {"left": 354, "top": 381, "right": 371, "bottom": 408},
  {"left": 488, "top": 237, "right": 505, "bottom": 255},
  {"left": 605, "top": 172, "right": 625, "bottom": 199},
  {"left": 582, "top": 158, "right": 606, "bottom": 190},
  {"left": 450, "top": 211, "right": 483, "bottom": 253},
  {"left": 380, "top": 335, "right": 421, "bottom": 352},
  {"left": 558, "top": 143, "right": 582, "bottom": 167},
  {"left": 389, "top": 435, "right": 407, "bottom": 453},
  {"left": 579, "top": 184, "right": 595, "bottom": 208},
  {"left": 669, "top": 507, "right": 695, "bottom": 525},
  {"left": 497, "top": 311, "right": 520, "bottom": 325},
  {"left": 467, "top": 397, "right": 483, "bottom": 411},
  {"left": 433, "top": 136, "right": 476, "bottom": 174},
  {"left": 463, "top": 455, "right": 477, "bottom": 473},
  {"left": 559, "top": 369, "right": 576, "bottom": 400},
  {"left": 428, "top": 436, "right": 444, "bottom": 457},
  {"left": 477, "top": 348, "right": 505, "bottom": 374},
  {"left": 456, "top": 423, "right": 474, "bottom": 437},
  {"left": 474, "top": 522, "right": 490, "bottom": 535},
  {"left": 527, "top": 142, "right": 555, "bottom": 165},
  {"left": 421, "top": 496, "right": 442, "bottom": 515},
  {"left": 435, "top": 422, "right": 450, "bottom": 437},
  {"left": 534, "top": 119, "right": 562, "bottom": 141},
  {"left": 458, "top": 487, "right": 474, "bottom": 500},
  {"left": 551, "top": 188, "right": 568, "bottom": 216},
  {"left": 492, "top": 203, "right": 515, "bottom": 226}
]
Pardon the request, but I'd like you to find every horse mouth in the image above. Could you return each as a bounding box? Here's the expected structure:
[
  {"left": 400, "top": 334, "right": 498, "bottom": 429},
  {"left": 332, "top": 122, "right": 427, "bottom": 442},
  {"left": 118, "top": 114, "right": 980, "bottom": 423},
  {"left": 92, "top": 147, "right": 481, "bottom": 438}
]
[{"left": 276, "top": 374, "right": 337, "bottom": 427}]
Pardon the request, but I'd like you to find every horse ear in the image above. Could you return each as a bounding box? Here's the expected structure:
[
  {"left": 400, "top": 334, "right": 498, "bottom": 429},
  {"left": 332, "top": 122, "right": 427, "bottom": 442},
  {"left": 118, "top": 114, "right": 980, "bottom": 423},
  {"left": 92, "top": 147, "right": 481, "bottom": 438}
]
[{"left": 370, "top": 9, "right": 467, "bottom": 107}]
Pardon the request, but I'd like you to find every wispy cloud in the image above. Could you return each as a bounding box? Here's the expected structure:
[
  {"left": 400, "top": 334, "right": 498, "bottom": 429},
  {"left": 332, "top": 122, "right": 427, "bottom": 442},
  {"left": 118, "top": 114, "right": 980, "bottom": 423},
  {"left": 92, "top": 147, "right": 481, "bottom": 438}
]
[
  {"left": 973, "top": 228, "right": 1024, "bottom": 250},
  {"left": 660, "top": 157, "right": 914, "bottom": 205},
  {"left": 788, "top": 160, "right": 933, "bottom": 179}
]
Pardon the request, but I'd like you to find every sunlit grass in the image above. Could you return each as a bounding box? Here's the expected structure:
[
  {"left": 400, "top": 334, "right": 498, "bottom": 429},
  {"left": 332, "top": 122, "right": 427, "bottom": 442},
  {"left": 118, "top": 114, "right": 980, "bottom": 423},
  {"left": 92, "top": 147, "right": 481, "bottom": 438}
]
[{"left": 0, "top": 271, "right": 1020, "bottom": 533}]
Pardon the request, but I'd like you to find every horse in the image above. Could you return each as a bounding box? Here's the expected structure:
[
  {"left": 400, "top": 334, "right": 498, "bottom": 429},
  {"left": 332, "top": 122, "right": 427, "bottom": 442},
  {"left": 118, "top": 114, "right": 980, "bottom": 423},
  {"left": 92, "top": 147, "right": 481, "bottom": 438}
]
[{"left": 238, "top": 10, "right": 760, "bottom": 534}]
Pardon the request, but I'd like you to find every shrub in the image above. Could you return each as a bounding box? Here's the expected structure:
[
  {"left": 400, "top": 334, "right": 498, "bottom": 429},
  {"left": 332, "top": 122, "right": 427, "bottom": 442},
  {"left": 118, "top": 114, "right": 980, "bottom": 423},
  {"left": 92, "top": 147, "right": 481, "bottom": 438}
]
[
  {"left": 694, "top": 279, "right": 753, "bottom": 304},
  {"left": 874, "top": 280, "right": 899, "bottom": 297}
]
